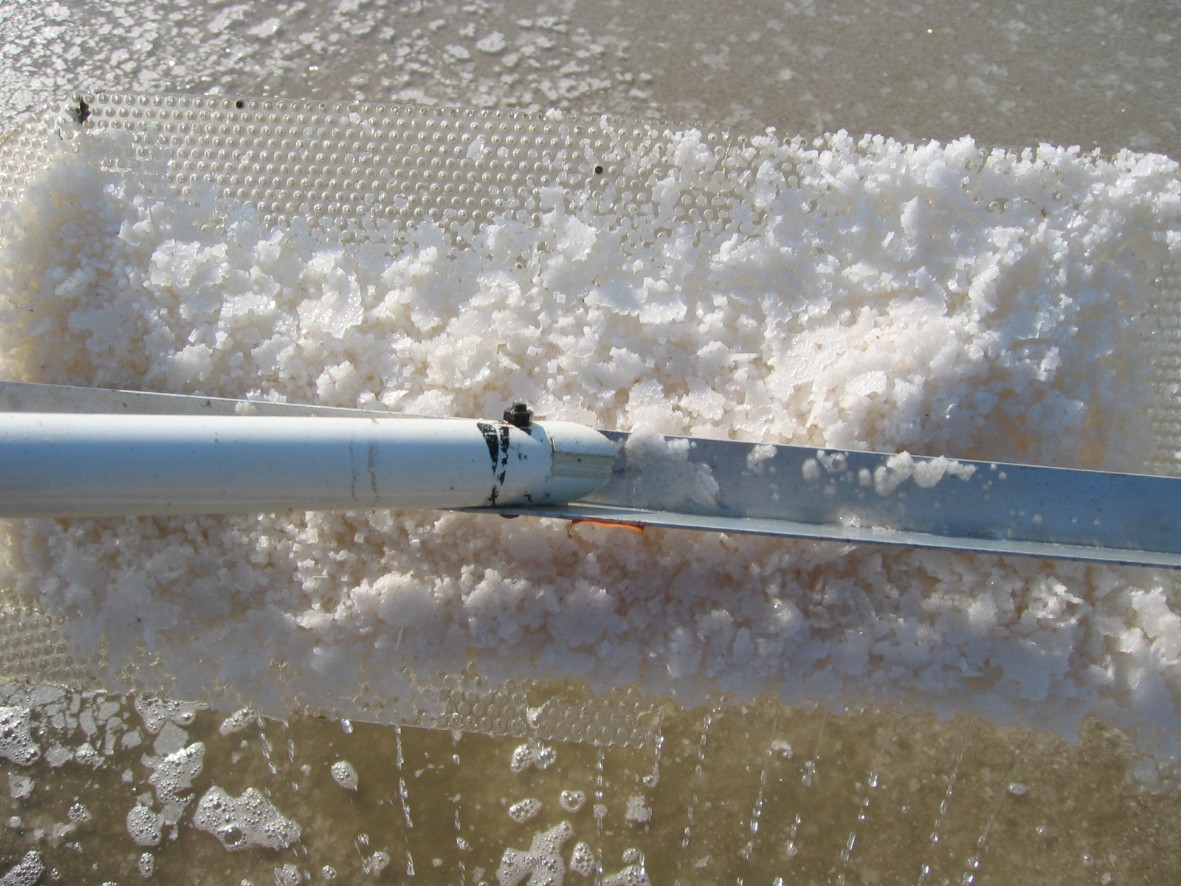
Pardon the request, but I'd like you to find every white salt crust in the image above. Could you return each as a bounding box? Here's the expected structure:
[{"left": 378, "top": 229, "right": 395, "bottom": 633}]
[{"left": 2, "top": 126, "right": 1181, "bottom": 764}]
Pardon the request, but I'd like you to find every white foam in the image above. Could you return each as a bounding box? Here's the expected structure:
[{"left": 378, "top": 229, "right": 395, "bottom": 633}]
[
  {"left": 193, "top": 785, "right": 301, "bottom": 852},
  {"left": 218, "top": 707, "right": 259, "bottom": 736},
  {"left": 559, "top": 790, "right": 586, "bottom": 813},
  {"left": 623, "top": 795, "right": 651, "bottom": 824},
  {"left": 497, "top": 821, "right": 573, "bottom": 885},
  {"left": 148, "top": 742, "right": 205, "bottom": 825},
  {"left": 510, "top": 740, "right": 557, "bottom": 773},
  {"left": 126, "top": 804, "right": 164, "bottom": 847},
  {"left": 329, "top": 760, "right": 358, "bottom": 791},
  {"left": 0, "top": 707, "right": 39, "bottom": 766},
  {"left": 0, "top": 851, "right": 43, "bottom": 886},
  {"left": 569, "top": 841, "right": 595, "bottom": 877},
  {"left": 508, "top": 798, "right": 543, "bottom": 823}
]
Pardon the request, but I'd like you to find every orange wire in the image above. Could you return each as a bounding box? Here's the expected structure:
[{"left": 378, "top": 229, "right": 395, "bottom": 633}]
[{"left": 566, "top": 518, "right": 646, "bottom": 537}]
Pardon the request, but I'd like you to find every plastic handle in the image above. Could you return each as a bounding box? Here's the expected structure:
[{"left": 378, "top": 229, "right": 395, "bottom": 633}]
[{"left": 0, "top": 412, "right": 616, "bottom": 518}]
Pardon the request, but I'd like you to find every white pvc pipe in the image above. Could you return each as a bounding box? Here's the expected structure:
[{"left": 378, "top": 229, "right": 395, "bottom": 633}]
[{"left": 0, "top": 412, "right": 616, "bottom": 518}]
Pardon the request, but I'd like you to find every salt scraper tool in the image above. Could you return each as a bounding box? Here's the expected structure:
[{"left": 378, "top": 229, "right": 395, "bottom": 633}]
[{"left": 1, "top": 381, "right": 1179, "bottom": 569}]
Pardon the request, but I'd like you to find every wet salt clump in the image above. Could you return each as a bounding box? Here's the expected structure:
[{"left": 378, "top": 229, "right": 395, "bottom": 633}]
[
  {"left": 0, "top": 850, "right": 43, "bottom": 886},
  {"left": 569, "top": 841, "right": 595, "bottom": 876},
  {"left": 510, "top": 740, "right": 556, "bottom": 773},
  {"left": 508, "top": 797, "right": 543, "bottom": 823},
  {"left": 148, "top": 742, "right": 205, "bottom": 824},
  {"left": 218, "top": 707, "right": 260, "bottom": 735},
  {"left": 602, "top": 849, "right": 651, "bottom": 886},
  {"left": 623, "top": 430, "right": 719, "bottom": 510},
  {"left": 509, "top": 743, "right": 533, "bottom": 773},
  {"left": 134, "top": 698, "right": 203, "bottom": 734},
  {"left": 193, "top": 785, "right": 301, "bottom": 852},
  {"left": 8, "top": 774, "right": 33, "bottom": 799},
  {"left": 153, "top": 720, "right": 190, "bottom": 756},
  {"left": 497, "top": 821, "right": 574, "bottom": 886},
  {"left": 0, "top": 707, "right": 39, "bottom": 766},
  {"left": 559, "top": 789, "right": 586, "bottom": 813},
  {"left": 126, "top": 804, "right": 164, "bottom": 847},
  {"left": 67, "top": 802, "right": 90, "bottom": 823},
  {"left": 362, "top": 851, "right": 390, "bottom": 875},
  {"left": 873, "top": 451, "right": 975, "bottom": 496},
  {"left": 624, "top": 795, "right": 651, "bottom": 824},
  {"left": 770, "top": 740, "right": 794, "bottom": 759},
  {"left": 329, "top": 760, "right": 358, "bottom": 791}
]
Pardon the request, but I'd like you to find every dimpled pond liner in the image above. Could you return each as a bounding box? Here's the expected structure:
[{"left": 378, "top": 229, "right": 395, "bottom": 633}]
[{"left": 1, "top": 92, "right": 1180, "bottom": 780}]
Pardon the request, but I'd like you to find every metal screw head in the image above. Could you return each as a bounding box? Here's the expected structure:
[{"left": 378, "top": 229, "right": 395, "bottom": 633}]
[{"left": 504, "top": 402, "right": 533, "bottom": 428}]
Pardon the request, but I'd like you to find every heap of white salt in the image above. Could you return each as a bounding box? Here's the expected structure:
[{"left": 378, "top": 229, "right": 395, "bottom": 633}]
[{"left": 1, "top": 124, "right": 1180, "bottom": 765}]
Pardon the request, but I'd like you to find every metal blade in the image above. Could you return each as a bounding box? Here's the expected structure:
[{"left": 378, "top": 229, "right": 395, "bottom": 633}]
[{"left": 491, "top": 431, "right": 1181, "bottom": 569}]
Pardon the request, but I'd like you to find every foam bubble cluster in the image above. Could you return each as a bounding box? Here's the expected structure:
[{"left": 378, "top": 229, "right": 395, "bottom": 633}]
[
  {"left": 329, "top": 760, "right": 358, "bottom": 791},
  {"left": 193, "top": 785, "right": 301, "bottom": 852},
  {"left": 0, "top": 706, "right": 39, "bottom": 766},
  {"left": 497, "top": 821, "right": 573, "bottom": 885},
  {"left": 0, "top": 851, "right": 43, "bottom": 886}
]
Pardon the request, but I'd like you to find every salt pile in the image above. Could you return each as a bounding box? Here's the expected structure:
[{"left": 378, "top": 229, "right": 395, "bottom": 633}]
[{"left": 2, "top": 118, "right": 1180, "bottom": 765}]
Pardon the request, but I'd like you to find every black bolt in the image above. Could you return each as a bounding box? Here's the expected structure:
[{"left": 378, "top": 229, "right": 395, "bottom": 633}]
[{"left": 504, "top": 402, "right": 533, "bottom": 428}]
